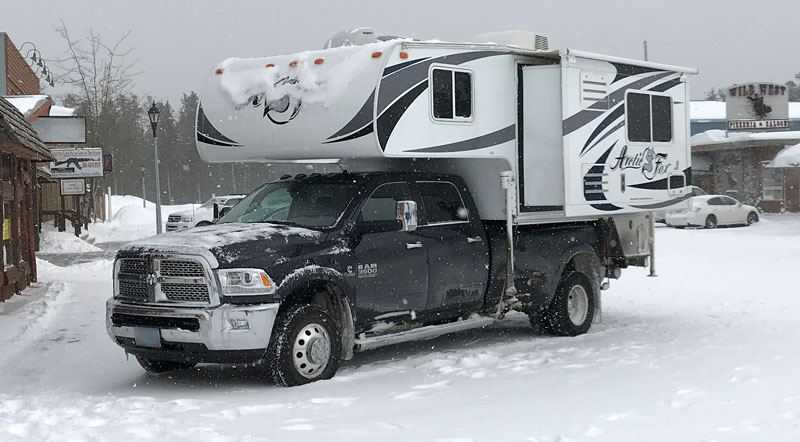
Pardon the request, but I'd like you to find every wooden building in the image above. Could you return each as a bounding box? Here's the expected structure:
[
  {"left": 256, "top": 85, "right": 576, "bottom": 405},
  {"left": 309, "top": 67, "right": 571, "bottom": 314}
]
[{"left": 0, "top": 96, "right": 52, "bottom": 300}]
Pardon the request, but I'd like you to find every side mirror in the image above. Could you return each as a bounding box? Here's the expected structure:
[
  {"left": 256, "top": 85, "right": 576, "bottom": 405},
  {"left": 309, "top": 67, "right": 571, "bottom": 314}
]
[{"left": 396, "top": 200, "right": 418, "bottom": 232}]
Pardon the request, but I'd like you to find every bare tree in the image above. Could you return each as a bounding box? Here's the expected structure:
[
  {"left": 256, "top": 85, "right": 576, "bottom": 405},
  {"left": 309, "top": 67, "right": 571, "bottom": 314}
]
[{"left": 54, "top": 20, "right": 140, "bottom": 145}]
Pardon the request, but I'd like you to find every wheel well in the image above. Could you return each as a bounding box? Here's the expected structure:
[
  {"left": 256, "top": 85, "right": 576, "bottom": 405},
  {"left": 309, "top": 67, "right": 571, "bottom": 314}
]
[
  {"left": 280, "top": 279, "right": 355, "bottom": 361},
  {"left": 560, "top": 251, "right": 602, "bottom": 318}
]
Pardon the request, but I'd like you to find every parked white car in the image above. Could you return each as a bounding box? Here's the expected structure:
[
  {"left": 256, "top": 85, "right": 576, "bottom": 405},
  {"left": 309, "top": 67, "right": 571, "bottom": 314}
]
[
  {"left": 665, "top": 195, "right": 759, "bottom": 228},
  {"left": 165, "top": 195, "right": 245, "bottom": 231},
  {"left": 653, "top": 186, "right": 707, "bottom": 223}
]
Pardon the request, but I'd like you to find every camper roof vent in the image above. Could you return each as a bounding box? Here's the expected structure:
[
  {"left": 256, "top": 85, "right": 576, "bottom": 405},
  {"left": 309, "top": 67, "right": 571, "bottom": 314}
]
[{"left": 474, "top": 30, "right": 549, "bottom": 51}]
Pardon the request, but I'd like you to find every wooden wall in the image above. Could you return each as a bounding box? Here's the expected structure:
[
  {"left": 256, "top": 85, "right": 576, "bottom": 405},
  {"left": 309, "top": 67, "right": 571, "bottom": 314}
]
[
  {"left": 1, "top": 150, "right": 37, "bottom": 301},
  {"left": 4, "top": 34, "right": 39, "bottom": 96}
]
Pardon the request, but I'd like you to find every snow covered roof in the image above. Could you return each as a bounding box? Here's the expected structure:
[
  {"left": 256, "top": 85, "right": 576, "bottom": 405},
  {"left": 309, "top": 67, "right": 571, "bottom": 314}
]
[
  {"left": 0, "top": 97, "right": 53, "bottom": 161},
  {"left": 691, "top": 101, "right": 800, "bottom": 121},
  {"left": 769, "top": 143, "right": 800, "bottom": 168},
  {"left": 2, "top": 95, "right": 52, "bottom": 121},
  {"left": 691, "top": 129, "right": 800, "bottom": 147},
  {"left": 49, "top": 106, "right": 76, "bottom": 117}
]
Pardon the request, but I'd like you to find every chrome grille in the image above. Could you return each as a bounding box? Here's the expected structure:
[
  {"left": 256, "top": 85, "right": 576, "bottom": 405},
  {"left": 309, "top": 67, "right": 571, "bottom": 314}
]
[
  {"left": 119, "top": 258, "right": 147, "bottom": 275},
  {"left": 114, "top": 255, "right": 215, "bottom": 306},
  {"left": 118, "top": 279, "right": 148, "bottom": 301},
  {"left": 161, "top": 282, "right": 210, "bottom": 303},
  {"left": 167, "top": 215, "right": 182, "bottom": 222},
  {"left": 159, "top": 259, "right": 204, "bottom": 277}
]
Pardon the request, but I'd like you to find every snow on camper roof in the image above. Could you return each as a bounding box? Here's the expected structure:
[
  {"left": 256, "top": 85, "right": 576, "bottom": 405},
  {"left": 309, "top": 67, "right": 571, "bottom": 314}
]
[{"left": 214, "top": 40, "right": 399, "bottom": 106}]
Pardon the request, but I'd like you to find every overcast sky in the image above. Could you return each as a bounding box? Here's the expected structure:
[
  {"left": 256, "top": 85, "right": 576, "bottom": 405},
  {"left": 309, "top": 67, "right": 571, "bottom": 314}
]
[{"left": 4, "top": 0, "right": 800, "bottom": 106}]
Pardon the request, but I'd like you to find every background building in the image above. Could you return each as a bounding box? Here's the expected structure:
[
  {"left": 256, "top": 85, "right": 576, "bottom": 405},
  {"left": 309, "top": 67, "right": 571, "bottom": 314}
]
[{"left": 690, "top": 83, "right": 800, "bottom": 212}]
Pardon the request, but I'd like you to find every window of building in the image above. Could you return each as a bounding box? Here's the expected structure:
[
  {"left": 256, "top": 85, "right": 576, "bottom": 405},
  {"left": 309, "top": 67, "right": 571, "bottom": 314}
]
[
  {"left": 626, "top": 92, "right": 673, "bottom": 143},
  {"left": 2, "top": 154, "right": 12, "bottom": 182},
  {"left": 431, "top": 67, "right": 473, "bottom": 122},
  {"left": 762, "top": 164, "right": 783, "bottom": 201},
  {"left": 417, "top": 181, "right": 469, "bottom": 224}
]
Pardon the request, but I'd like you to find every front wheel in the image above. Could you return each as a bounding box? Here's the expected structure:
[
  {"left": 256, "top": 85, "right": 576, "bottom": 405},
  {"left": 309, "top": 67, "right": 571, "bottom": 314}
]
[
  {"left": 136, "top": 356, "right": 196, "bottom": 373},
  {"left": 747, "top": 212, "right": 759, "bottom": 225},
  {"left": 542, "top": 272, "right": 596, "bottom": 336},
  {"left": 704, "top": 215, "right": 717, "bottom": 229},
  {"left": 266, "top": 304, "right": 341, "bottom": 387}
]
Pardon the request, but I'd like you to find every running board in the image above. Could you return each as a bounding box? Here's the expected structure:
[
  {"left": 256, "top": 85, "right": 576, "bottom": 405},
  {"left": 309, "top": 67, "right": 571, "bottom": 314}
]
[{"left": 354, "top": 316, "right": 495, "bottom": 351}]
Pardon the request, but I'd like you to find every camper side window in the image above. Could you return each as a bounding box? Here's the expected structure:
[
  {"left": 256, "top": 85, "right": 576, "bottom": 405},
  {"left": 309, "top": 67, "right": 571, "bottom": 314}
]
[
  {"left": 626, "top": 92, "right": 673, "bottom": 144},
  {"left": 431, "top": 67, "right": 473, "bottom": 122}
]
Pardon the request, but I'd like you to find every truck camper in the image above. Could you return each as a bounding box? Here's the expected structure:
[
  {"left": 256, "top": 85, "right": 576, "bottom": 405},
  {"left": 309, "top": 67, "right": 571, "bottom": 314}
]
[{"left": 107, "top": 29, "right": 697, "bottom": 386}]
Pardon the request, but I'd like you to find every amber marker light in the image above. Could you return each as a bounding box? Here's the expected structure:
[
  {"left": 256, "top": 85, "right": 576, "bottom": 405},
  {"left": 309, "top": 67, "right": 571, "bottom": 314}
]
[
  {"left": 399, "top": 52, "right": 409, "bottom": 59},
  {"left": 265, "top": 63, "right": 275, "bottom": 68},
  {"left": 372, "top": 52, "right": 382, "bottom": 58},
  {"left": 215, "top": 68, "right": 224, "bottom": 74},
  {"left": 314, "top": 58, "right": 324, "bottom": 65},
  {"left": 289, "top": 61, "right": 298, "bottom": 67}
]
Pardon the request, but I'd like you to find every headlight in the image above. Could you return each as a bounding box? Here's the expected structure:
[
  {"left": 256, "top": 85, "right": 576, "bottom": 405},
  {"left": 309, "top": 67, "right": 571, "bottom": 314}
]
[
  {"left": 217, "top": 268, "right": 276, "bottom": 296},
  {"left": 181, "top": 216, "right": 193, "bottom": 222}
]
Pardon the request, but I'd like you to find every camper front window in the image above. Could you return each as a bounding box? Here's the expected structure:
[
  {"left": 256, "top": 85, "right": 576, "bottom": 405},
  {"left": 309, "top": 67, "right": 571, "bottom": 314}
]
[{"left": 431, "top": 67, "right": 473, "bottom": 122}]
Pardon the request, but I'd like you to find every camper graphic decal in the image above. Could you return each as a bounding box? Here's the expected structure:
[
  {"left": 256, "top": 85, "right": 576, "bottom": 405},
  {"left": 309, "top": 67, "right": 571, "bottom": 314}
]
[
  {"left": 196, "top": 103, "right": 242, "bottom": 147},
  {"left": 237, "top": 77, "right": 303, "bottom": 125},
  {"left": 324, "top": 51, "right": 505, "bottom": 147},
  {"left": 610, "top": 146, "right": 671, "bottom": 181}
]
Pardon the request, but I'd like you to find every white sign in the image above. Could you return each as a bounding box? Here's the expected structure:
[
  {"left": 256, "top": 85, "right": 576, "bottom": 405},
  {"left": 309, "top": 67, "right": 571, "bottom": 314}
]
[
  {"left": 60, "top": 179, "right": 86, "bottom": 195},
  {"left": 49, "top": 148, "right": 103, "bottom": 178},
  {"left": 31, "top": 117, "right": 87, "bottom": 144},
  {"left": 727, "top": 119, "right": 789, "bottom": 130}
]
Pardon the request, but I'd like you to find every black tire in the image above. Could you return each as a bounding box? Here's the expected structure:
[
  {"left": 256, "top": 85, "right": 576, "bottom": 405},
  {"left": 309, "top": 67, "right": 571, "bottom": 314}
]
[
  {"left": 135, "top": 356, "right": 196, "bottom": 373},
  {"left": 266, "top": 304, "right": 341, "bottom": 387},
  {"left": 704, "top": 215, "right": 717, "bottom": 229},
  {"left": 747, "top": 212, "right": 759, "bottom": 225},
  {"left": 528, "top": 307, "right": 551, "bottom": 335},
  {"left": 195, "top": 221, "right": 212, "bottom": 227},
  {"left": 542, "top": 272, "right": 595, "bottom": 337}
]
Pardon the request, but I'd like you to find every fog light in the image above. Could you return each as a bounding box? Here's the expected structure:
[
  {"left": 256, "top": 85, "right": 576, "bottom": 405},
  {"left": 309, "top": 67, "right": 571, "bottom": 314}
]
[{"left": 228, "top": 319, "right": 250, "bottom": 330}]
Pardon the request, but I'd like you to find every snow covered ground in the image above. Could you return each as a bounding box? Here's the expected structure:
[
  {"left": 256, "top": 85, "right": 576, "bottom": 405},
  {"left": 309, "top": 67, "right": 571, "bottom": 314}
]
[
  {"left": 86, "top": 196, "right": 199, "bottom": 244},
  {"left": 1, "top": 215, "right": 799, "bottom": 441}
]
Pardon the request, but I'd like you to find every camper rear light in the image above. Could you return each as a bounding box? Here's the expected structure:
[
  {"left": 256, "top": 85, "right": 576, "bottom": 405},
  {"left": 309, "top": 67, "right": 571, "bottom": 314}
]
[
  {"left": 372, "top": 51, "right": 382, "bottom": 58},
  {"left": 314, "top": 58, "right": 324, "bottom": 65},
  {"left": 215, "top": 68, "right": 224, "bottom": 75}
]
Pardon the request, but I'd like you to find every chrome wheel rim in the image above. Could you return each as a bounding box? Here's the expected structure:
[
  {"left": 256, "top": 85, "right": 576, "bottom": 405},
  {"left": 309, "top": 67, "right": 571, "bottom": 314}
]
[
  {"left": 292, "top": 323, "right": 331, "bottom": 379},
  {"left": 567, "top": 285, "right": 589, "bottom": 326}
]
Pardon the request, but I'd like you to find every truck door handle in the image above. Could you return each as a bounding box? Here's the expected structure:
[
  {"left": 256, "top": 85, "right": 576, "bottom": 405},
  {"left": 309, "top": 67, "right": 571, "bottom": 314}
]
[
  {"left": 406, "top": 242, "right": 424, "bottom": 250},
  {"left": 467, "top": 236, "right": 482, "bottom": 243}
]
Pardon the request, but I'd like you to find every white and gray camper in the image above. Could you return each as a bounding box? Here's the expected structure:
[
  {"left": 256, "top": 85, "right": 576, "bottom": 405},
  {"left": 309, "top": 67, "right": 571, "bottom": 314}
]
[
  {"left": 106, "top": 30, "right": 698, "bottom": 385},
  {"left": 197, "top": 30, "right": 697, "bottom": 221}
]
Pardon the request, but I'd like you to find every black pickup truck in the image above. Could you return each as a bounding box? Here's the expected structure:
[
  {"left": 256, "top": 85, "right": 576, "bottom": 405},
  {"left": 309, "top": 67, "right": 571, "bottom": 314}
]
[{"left": 107, "top": 171, "right": 635, "bottom": 386}]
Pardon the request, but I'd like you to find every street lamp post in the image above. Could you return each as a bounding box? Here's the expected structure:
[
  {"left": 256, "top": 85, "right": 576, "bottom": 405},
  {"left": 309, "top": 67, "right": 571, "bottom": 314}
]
[
  {"left": 148, "top": 102, "right": 163, "bottom": 234},
  {"left": 140, "top": 165, "right": 146, "bottom": 208}
]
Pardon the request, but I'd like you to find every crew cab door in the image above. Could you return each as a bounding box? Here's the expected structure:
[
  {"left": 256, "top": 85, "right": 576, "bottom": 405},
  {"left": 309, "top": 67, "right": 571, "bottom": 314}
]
[
  {"left": 415, "top": 181, "right": 489, "bottom": 310},
  {"left": 352, "top": 182, "right": 429, "bottom": 317}
]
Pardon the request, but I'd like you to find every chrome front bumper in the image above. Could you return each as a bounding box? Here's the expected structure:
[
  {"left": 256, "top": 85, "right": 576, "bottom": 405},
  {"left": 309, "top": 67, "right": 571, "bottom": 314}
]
[{"left": 106, "top": 299, "right": 279, "bottom": 352}]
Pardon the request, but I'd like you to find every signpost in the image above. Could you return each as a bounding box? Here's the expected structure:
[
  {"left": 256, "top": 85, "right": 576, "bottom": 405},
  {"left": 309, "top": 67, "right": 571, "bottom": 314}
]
[
  {"left": 60, "top": 179, "right": 86, "bottom": 195},
  {"left": 49, "top": 148, "right": 103, "bottom": 178}
]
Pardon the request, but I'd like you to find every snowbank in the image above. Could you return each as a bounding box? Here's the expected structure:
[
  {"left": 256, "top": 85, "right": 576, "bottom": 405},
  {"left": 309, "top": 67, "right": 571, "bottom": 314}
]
[
  {"left": 87, "top": 196, "right": 197, "bottom": 244},
  {"left": 38, "top": 227, "right": 100, "bottom": 253},
  {"left": 770, "top": 142, "right": 800, "bottom": 168}
]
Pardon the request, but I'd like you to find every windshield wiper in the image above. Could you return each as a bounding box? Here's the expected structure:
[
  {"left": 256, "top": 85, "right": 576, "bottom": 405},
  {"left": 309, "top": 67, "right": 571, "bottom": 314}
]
[{"left": 262, "top": 220, "right": 301, "bottom": 227}]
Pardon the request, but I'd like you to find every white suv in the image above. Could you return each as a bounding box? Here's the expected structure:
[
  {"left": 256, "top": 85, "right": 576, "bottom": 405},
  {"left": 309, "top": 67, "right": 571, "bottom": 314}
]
[{"left": 165, "top": 195, "right": 245, "bottom": 231}]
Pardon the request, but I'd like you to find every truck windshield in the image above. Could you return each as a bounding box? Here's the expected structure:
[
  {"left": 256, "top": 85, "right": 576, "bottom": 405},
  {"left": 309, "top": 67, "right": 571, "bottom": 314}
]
[{"left": 217, "top": 181, "right": 358, "bottom": 229}]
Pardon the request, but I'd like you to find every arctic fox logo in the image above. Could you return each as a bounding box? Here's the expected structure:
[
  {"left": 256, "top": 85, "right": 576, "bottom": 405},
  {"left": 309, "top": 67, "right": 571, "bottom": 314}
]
[
  {"left": 237, "top": 77, "right": 302, "bottom": 125},
  {"left": 610, "top": 146, "right": 670, "bottom": 180}
]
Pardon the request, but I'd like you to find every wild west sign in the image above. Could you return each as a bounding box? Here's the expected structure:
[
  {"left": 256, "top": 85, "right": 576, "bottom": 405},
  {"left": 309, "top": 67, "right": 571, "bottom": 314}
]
[{"left": 726, "top": 82, "right": 789, "bottom": 132}]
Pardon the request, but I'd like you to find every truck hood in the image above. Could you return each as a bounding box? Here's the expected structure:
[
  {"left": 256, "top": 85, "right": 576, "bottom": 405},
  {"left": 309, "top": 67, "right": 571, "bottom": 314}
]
[{"left": 121, "top": 222, "right": 325, "bottom": 267}]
